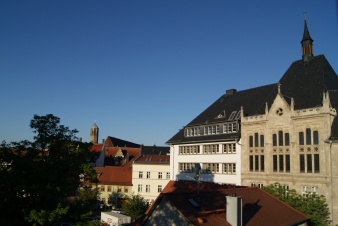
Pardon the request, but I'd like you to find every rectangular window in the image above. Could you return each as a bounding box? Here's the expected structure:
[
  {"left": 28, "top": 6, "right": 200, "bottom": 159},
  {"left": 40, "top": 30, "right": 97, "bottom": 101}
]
[
  {"left": 255, "top": 155, "right": 259, "bottom": 171},
  {"left": 204, "top": 127, "right": 208, "bottom": 135},
  {"left": 260, "top": 135, "right": 264, "bottom": 147},
  {"left": 124, "top": 187, "right": 128, "bottom": 193},
  {"left": 138, "top": 184, "right": 142, "bottom": 192},
  {"left": 273, "top": 155, "right": 277, "bottom": 172},
  {"left": 300, "top": 154, "right": 305, "bottom": 173},
  {"left": 260, "top": 155, "right": 265, "bottom": 172},
  {"left": 313, "top": 131, "right": 319, "bottom": 145},
  {"left": 232, "top": 123, "right": 237, "bottom": 132},
  {"left": 314, "top": 154, "right": 320, "bottom": 173},
  {"left": 223, "top": 124, "right": 228, "bottom": 133},
  {"left": 117, "top": 186, "right": 122, "bottom": 192},
  {"left": 146, "top": 185, "right": 150, "bottom": 193},
  {"left": 299, "top": 132, "right": 304, "bottom": 145},
  {"left": 307, "top": 154, "right": 312, "bottom": 173},
  {"left": 107, "top": 186, "right": 112, "bottom": 192},
  {"left": 100, "top": 186, "right": 105, "bottom": 192},
  {"left": 279, "top": 155, "right": 284, "bottom": 172},
  {"left": 158, "top": 185, "right": 162, "bottom": 193},
  {"left": 166, "top": 172, "right": 170, "bottom": 179},
  {"left": 232, "top": 144, "right": 236, "bottom": 153},
  {"left": 249, "top": 136, "right": 253, "bottom": 147},
  {"left": 285, "top": 133, "right": 290, "bottom": 146},
  {"left": 146, "top": 172, "right": 150, "bottom": 178},
  {"left": 255, "top": 133, "right": 259, "bottom": 147},
  {"left": 285, "top": 155, "right": 290, "bottom": 172},
  {"left": 273, "top": 134, "right": 277, "bottom": 146},
  {"left": 158, "top": 172, "right": 162, "bottom": 179},
  {"left": 139, "top": 171, "right": 143, "bottom": 178},
  {"left": 278, "top": 131, "right": 283, "bottom": 146},
  {"left": 249, "top": 156, "right": 253, "bottom": 172},
  {"left": 306, "top": 128, "right": 312, "bottom": 145}
]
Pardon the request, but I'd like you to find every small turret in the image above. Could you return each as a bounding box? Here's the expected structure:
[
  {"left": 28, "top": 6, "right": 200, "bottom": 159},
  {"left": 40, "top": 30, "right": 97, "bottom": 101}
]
[
  {"left": 301, "top": 12, "right": 314, "bottom": 63},
  {"left": 90, "top": 122, "right": 99, "bottom": 144}
]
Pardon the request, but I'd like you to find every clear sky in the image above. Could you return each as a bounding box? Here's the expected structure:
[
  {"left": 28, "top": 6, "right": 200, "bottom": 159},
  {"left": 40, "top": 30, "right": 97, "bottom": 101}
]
[{"left": 1, "top": 1, "right": 337, "bottom": 146}]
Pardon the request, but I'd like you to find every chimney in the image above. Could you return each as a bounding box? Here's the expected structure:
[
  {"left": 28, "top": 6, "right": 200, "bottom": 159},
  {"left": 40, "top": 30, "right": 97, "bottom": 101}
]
[
  {"left": 226, "top": 89, "right": 237, "bottom": 95},
  {"left": 226, "top": 196, "right": 242, "bottom": 226}
]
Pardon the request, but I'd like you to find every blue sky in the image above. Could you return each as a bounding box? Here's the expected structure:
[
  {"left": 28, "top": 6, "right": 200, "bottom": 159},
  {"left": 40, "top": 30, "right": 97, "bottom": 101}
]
[{"left": 1, "top": 1, "right": 337, "bottom": 146}]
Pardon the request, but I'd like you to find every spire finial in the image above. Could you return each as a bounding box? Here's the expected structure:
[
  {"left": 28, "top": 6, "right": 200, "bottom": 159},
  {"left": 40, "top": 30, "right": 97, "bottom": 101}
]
[{"left": 304, "top": 10, "right": 306, "bottom": 21}]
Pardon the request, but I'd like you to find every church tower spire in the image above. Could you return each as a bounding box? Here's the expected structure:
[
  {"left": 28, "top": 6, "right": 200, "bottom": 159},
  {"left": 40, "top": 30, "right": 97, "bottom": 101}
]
[
  {"left": 90, "top": 122, "right": 99, "bottom": 144},
  {"left": 301, "top": 11, "right": 314, "bottom": 62}
]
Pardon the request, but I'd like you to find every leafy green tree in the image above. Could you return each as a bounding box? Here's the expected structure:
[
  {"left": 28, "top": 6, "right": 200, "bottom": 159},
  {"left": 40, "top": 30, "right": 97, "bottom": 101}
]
[
  {"left": 263, "top": 183, "right": 330, "bottom": 226},
  {"left": 0, "top": 114, "right": 98, "bottom": 225},
  {"left": 122, "top": 194, "right": 149, "bottom": 221}
]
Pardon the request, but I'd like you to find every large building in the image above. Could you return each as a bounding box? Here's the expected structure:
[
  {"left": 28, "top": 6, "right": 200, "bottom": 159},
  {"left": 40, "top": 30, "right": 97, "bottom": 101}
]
[
  {"left": 132, "top": 145, "right": 170, "bottom": 204},
  {"left": 167, "top": 17, "right": 338, "bottom": 224}
]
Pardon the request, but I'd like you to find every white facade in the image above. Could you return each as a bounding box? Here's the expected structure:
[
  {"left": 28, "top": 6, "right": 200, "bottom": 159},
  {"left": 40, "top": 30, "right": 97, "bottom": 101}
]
[
  {"left": 169, "top": 140, "right": 241, "bottom": 185},
  {"left": 132, "top": 161, "right": 170, "bottom": 204}
]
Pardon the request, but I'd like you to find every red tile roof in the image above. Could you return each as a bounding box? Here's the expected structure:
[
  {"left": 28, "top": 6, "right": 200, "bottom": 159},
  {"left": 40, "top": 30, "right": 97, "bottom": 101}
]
[
  {"left": 139, "top": 180, "right": 308, "bottom": 226},
  {"left": 104, "top": 147, "right": 140, "bottom": 159},
  {"left": 97, "top": 164, "right": 133, "bottom": 186},
  {"left": 134, "top": 154, "right": 170, "bottom": 165},
  {"left": 90, "top": 144, "right": 103, "bottom": 153}
]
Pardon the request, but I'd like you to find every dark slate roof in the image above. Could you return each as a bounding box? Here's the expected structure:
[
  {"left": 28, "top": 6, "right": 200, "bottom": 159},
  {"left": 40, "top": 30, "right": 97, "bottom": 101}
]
[
  {"left": 141, "top": 145, "right": 170, "bottom": 155},
  {"left": 167, "top": 54, "right": 338, "bottom": 145},
  {"left": 278, "top": 55, "right": 338, "bottom": 110},
  {"left": 105, "top": 136, "right": 140, "bottom": 148}
]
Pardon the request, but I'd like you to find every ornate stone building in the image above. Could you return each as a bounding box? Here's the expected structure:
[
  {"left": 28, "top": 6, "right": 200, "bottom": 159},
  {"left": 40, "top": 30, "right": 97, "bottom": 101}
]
[{"left": 167, "top": 17, "right": 338, "bottom": 224}]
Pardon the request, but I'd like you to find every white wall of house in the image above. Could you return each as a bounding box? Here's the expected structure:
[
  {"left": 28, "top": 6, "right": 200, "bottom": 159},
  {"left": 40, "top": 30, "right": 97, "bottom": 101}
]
[
  {"left": 169, "top": 141, "right": 241, "bottom": 185},
  {"left": 132, "top": 163, "right": 170, "bottom": 204}
]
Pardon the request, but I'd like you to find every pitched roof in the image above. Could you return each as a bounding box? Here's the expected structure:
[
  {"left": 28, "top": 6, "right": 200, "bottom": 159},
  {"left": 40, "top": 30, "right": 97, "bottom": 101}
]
[
  {"left": 90, "top": 143, "right": 103, "bottom": 153},
  {"left": 104, "top": 136, "right": 140, "bottom": 148},
  {"left": 104, "top": 147, "right": 140, "bottom": 159},
  {"left": 141, "top": 145, "right": 170, "bottom": 155},
  {"left": 97, "top": 164, "right": 133, "bottom": 186},
  {"left": 140, "top": 180, "right": 308, "bottom": 226},
  {"left": 167, "top": 54, "right": 338, "bottom": 145},
  {"left": 134, "top": 154, "right": 170, "bottom": 165}
]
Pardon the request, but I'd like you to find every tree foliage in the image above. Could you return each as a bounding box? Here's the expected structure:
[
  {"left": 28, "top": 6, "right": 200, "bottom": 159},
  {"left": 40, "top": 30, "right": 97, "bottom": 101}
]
[
  {"left": 263, "top": 183, "right": 330, "bottom": 226},
  {"left": 122, "top": 194, "right": 149, "bottom": 221},
  {"left": 0, "top": 114, "right": 98, "bottom": 225}
]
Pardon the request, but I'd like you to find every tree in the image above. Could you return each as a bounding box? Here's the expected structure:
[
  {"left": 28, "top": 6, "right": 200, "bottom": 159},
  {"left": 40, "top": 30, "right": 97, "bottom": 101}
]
[
  {"left": 122, "top": 194, "right": 149, "bottom": 222},
  {"left": 263, "top": 183, "right": 330, "bottom": 226},
  {"left": 0, "top": 114, "right": 97, "bottom": 225}
]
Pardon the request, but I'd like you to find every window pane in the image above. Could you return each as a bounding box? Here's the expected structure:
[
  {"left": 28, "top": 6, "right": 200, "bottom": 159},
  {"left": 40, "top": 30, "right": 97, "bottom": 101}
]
[
  {"left": 260, "top": 155, "right": 264, "bottom": 171},
  {"left": 279, "top": 155, "right": 284, "bottom": 172},
  {"left": 300, "top": 154, "right": 305, "bottom": 172},
  {"left": 285, "top": 133, "right": 290, "bottom": 146},
  {"left": 249, "top": 136, "right": 253, "bottom": 147},
  {"left": 255, "top": 133, "right": 259, "bottom": 147},
  {"left": 273, "top": 155, "right": 277, "bottom": 172},
  {"left": 285, "top": 155, "right": 290, "bottom": 172},
  {"left": 249, "top": 156, "right": 253, "bottom": 172},
  {"left": 307, "top": 154, "right": 312, "bottom": 173},
  {"left": 278, "top": 131, "right": 283, "bottom": 146},
  {"left": 273, "top": 134, "right": 277, "bottom": 146},
  {"left": 299, "top": 132, "right": 304, "bottom": 145},
  {"left": 314, "top": 154, "right": 320, "bottom": 173},
  {"left": 306, "top": 128, "right": 311, "bottom": 145},
  {"left": 313, "top": 131, "right": 319, "bottom": 145},
  {"left": 255, "top": 155, "right": 259, "bottom": 171},
  {"left": 260, "top": 135, "right": 264, "bottom": 147}
]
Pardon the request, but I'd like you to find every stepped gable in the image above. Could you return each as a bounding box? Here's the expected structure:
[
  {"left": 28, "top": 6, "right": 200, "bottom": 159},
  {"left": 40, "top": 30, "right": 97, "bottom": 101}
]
[{"left": 278, "top": 55, "right": 338, "bottom": 110}]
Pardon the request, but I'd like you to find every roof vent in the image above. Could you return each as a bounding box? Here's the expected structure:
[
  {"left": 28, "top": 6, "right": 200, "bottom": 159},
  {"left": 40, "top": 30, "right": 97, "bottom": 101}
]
[{"left": 226, "top": 89, "right": 237, "bottom": 95}]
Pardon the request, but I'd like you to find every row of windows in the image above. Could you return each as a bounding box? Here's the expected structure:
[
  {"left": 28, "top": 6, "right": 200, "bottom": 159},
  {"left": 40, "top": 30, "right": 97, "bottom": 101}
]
[
  {"left": 249, "top": 153, "right": 320, "bottom": 173},
  {"left": 249, "top": 128, "right": 319, "bottom": 147},
  {"left": 138, "top": 184, "right": 163, "bottom": 193},
  {"left": 179, "top": 143, "right": 236, "bottom": 155},
  {"left": 100, "top": 185, "right": 128, "bottom": 193},
  {"left": 185, "top": 122, "right": 238, "bottom": 137},
  {"left": 139, "top": 171, "right": 170, "bottom": 179},
  {"left": 179, "top": 163, "right": 236, "bottom": 174}
]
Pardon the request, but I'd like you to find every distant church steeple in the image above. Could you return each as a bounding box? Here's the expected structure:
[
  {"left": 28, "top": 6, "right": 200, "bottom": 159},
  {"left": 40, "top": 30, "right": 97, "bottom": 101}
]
[
  {"left": 90, "top": 122, "right": 99, "bottom": 144},
  {"left": 301, "top": 11, "right": 314, "bottom": 62}
]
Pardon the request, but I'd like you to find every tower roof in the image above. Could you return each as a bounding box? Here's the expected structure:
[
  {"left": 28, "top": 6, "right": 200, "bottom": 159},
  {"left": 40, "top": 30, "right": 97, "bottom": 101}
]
[
  {"left": 301, "top": 14, "right": 313, "bottom": 43},
  {"left": 91, "top": 122, "right": 98, "bottom": 129}
]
